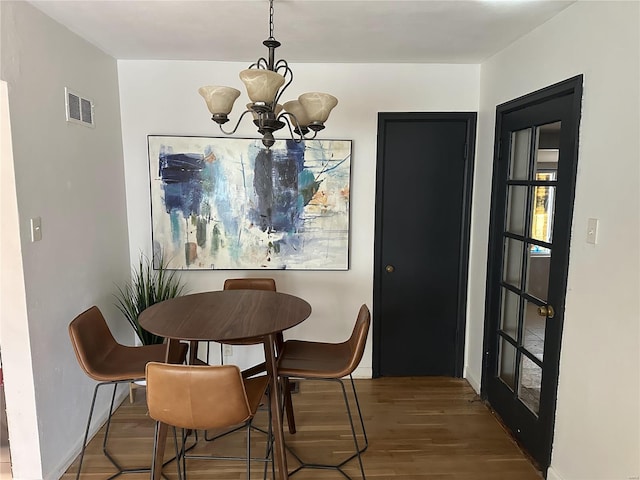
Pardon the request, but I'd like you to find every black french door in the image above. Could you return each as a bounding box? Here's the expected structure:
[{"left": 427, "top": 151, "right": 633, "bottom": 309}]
[{"left": 482, "top": 76, "right": 582, "bottom": 469}]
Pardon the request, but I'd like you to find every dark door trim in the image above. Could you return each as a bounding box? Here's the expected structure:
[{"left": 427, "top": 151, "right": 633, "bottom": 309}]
[
  {"left": 481, "top": 75, "right": 583, "bottom": 469},
  {"left": 373, "top": 112, "right": 477, "bottom": 378}
]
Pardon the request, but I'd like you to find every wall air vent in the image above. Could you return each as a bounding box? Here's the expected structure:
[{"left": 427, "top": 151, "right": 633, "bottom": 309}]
[{"left": 65, "top": 87, "right": 95, "bottom": 128}]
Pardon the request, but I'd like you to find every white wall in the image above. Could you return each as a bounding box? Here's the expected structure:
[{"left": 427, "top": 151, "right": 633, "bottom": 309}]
[
  {"left": 118, "top": 61, "right": 481, "bottom": 375},
  {"left": 469, "top": 1, "right": 640, "bottom": 479},
  {"left": 0, "top": 2, "right": 131, "bottom": 479}
]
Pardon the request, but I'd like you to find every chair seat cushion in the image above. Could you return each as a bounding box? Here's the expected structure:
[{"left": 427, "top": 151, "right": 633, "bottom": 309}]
[
  {"left": 278, "top": 340, "right": 353, "bottom": 379},
  {"left": 88, "top": 343, "right": 187, "bottom": 382}
]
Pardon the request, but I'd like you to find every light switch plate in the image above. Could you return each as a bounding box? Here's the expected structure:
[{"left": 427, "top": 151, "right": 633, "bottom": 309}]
[
  {"left": 30, "top": 217, "right": 42, "bottom": 242},
  {"left": 586, "top": 218, "right": 598, "bottom": 245}
]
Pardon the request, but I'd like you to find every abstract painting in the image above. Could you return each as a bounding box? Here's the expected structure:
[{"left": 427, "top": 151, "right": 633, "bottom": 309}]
[{"left": 148, "top": 136, "right": 351, "bottom": 270}]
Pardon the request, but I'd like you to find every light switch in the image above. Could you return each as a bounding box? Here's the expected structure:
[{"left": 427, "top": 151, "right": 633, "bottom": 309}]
[
  {"left": 30, "top": 217, "right": 42, "bottom": 242},
  {"left": 586, "top": 218, "right": 598, "bottom": 245}
]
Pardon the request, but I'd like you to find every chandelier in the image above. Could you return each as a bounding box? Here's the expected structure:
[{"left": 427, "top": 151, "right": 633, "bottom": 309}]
[{"left": 198, "top": 0, "right": 338, "bottom": 149}]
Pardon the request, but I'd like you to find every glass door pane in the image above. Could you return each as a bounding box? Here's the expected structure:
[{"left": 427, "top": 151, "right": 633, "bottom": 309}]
[
  {"left": 496, "top": 121, "right": 562, "bottom": 418},
  {"left": 519, "top": 355, "right": 542, "bottom": 415},
  {"left": 526, "top": 246, "right": 549, "bottom": 302},
  {"left": 500, "top": 288, "right": 520, "bottom": 340},
  {"left": 499, "top": 337, "right": 517, "bottom": 391},
  {"left": 523, "top": 299, "right": 545, "bottom": 361},
  {"left": 531, "top": 182, "right": 555, "bottom": 244},
  {"left": 506, "top": 185, "right": 528, "bottom": 236},
  {"left": 509, "top": 128, "right": 532, "bottom": 180}
]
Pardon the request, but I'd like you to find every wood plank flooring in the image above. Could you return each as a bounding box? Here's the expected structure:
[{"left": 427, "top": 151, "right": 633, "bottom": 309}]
[{"left": 62, "top": 377, "right": 542, "bottom": 479}]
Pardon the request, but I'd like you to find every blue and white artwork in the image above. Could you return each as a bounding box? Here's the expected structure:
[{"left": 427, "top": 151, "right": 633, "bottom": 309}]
[{"left": 148, "top": 136, "right": 351, "bottom": 270}]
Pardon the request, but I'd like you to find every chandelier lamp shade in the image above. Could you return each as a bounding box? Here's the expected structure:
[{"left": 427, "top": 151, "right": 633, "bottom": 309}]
[{"left": 198, "top": 0, "right": 338, "bottom": 148}]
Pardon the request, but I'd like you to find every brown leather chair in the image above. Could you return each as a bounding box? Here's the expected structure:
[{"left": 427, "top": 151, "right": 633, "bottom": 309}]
[
  {"left": 277, "top": 304, "right": 370, "bottom": 479},
  {"left": 224, "top": 277, "right": 277, "bottom": 292},
  {"left": 68, "top": 305, "right": 187, "bottom": 480},
  {"left": 146, "top": 362, "right": 271, "bottom": 479}
]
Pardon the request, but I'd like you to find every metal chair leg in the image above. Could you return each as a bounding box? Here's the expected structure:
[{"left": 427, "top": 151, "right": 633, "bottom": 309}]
[
  {"left": 79, "top": 381, "right": 179, "bottom": 480},
  {"left": 348, "top": 375, "right": 369, "bottom": 455},
  {"left": 151, "top": 421, "right": 160, "bottom": 480},
  {"left": 176, "top": 392, "right": 273, "bottom": 479},
  {"left": 285, "top": 377, "right": 367, "bottom": 479},
  {"left": 181, "top": 428, "right": 188, "bottom": 480},
  {"left": 101, "top": 383, "right": 123, "bottom": 472},
  {"left": 336, "top": 377, "right": 366, "bottom": 478},
  {"left": 75, "top": 381, "right": 104, "bottom": 480},
  {"left": 77, "top": 381, "right": 151, "bottom": 480}
]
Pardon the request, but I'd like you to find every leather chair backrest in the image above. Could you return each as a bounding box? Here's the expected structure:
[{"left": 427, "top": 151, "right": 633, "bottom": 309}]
[
  {"left": 344, "top": 304, "right": 371, "bottom": 376},
  {"left": 146, "top": 363, "right": 252, "bottom": 430},
  {"left": 223, "top": 278, "right": 276, "bottom": 291},
  {"left": 68, "top": 306, "right": 119, "bottom": 381}
]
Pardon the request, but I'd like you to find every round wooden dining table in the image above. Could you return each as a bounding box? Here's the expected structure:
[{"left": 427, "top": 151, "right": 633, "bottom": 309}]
[{"left": 139, "top": 289, "right": 312, "bottom": 480}]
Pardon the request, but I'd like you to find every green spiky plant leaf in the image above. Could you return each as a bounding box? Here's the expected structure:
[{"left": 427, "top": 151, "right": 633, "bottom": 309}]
[{"left": 114, "top": 253, "right": 186, "bottom": 345}]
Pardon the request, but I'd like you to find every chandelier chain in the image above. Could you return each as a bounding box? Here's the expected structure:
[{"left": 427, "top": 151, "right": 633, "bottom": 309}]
[{"left": 269, "top": 0, "right": 275, "bottom": 40}]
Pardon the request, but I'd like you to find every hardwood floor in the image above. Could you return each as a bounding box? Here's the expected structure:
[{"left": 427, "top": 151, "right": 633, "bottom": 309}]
[{"left": 62, "top": 377, "right": 542, "bottom": 479}]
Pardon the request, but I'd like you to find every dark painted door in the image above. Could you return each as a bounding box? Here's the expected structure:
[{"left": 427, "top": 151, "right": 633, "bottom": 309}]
[
  {"left": 482, "top": 76, "right": 582, "bottom": 469},
  {"left": 373, "top": 113, "right": 476, "bottom": 377}
]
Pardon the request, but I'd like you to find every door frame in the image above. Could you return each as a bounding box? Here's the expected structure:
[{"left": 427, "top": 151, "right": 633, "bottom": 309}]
[
  {"left": 372, "top": 112, "right": 477, "bottom": 378},
  {"left": 480, "top": 76, "right": 583, "bottom": 469}
]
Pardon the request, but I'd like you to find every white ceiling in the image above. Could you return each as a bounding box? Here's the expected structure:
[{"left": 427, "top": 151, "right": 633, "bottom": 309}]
[{"left": 27, "top": 0, "right": 575, "bottom": 64}]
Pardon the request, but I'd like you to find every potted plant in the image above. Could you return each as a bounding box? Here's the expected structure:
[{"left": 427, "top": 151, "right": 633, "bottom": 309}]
[{"left": 115, "top": 253, "right": 186, "bottom": 345}]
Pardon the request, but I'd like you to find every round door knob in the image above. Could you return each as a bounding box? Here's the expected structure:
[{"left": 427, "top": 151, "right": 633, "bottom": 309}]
[
  {"left": 385, "top": 265, "right": 395, "bottom": 273},
  {"left": 538, "top": 305, "right": 555, "bottom": 318}
]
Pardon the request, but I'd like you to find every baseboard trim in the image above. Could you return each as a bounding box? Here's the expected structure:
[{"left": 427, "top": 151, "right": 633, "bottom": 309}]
[
  {"left": 546, "top": 466, "right": 564, "bottom": 480},
  {"left": 465, "top": 368, "right": 482, "bottom": 394},
  {"left": 353, "top": 366, "right": 372, "bottom": 379}
]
